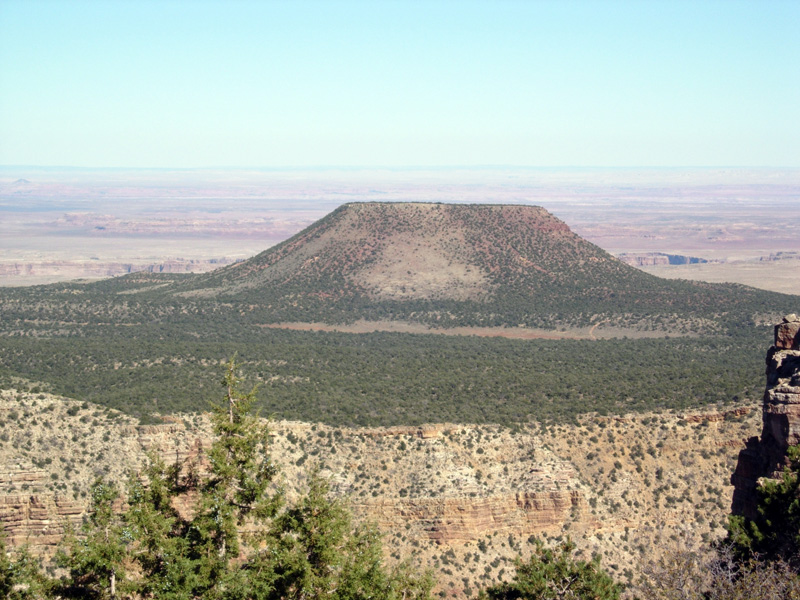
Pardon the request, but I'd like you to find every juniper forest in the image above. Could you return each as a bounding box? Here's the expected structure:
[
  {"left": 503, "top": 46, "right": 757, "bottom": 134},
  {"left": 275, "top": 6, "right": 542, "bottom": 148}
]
[{"left": 0, "top": 203, "right": 796, "bottom": 426}]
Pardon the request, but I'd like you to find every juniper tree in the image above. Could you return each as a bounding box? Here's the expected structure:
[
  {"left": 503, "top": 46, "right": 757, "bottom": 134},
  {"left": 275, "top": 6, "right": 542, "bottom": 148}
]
[
  {"left": 482, "top": 538, "right": 621, "bottom": 600},
  {"left": 55, "top": 479, "right": 129, "bottom": 599}
]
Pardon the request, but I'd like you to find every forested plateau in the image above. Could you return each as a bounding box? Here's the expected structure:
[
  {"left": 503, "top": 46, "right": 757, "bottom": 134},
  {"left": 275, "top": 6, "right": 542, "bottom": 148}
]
[{"left": 0, "top": 202, "right": 796, "bottom": 425}]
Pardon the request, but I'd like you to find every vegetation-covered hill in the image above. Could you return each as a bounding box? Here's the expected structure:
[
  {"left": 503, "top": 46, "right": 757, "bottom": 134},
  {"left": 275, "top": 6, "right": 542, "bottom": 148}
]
[
  {"left": 0, "top": 202, "right": 796, "bottom": 424},
  {"left": 169, "top": 202, "right": 792, "bottom": 330}
]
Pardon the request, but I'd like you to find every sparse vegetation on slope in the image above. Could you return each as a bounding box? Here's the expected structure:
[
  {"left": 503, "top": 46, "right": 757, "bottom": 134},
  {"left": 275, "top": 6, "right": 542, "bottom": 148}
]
[{"left": 0, "top": 382, "right": 768, "bottom": 595}]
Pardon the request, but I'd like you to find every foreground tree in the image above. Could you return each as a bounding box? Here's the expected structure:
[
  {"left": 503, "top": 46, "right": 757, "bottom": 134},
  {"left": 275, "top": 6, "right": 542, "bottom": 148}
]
[
  {"left": 126, "top": 356, "right": 281, "bottom": 598},
  {"left": 124, "top": 453, "right": 197, "bottom": 599},
  {"left": 237, "top": 470, "right": 433, "bottom": 600},
  {"left": 481, "top": 538, "right": 621, "bottom": 600},
  {"left": 0, "top": 536, "right": 52, "bottom": 600},
  {"left": 56, "top": 479, "right": 130, "bottom": 599},
  {"left": 52, "top": 357, "right": 432, "bottom": 599}
]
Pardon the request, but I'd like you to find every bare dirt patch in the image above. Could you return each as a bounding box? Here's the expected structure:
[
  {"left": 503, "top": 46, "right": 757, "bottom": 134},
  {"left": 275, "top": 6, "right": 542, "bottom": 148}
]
[
  {"left": 259, "top": 319, "right": 674, "bottom": 340},
  {"left": 355, "top": 230, "right": 492, "bottom": 301}
]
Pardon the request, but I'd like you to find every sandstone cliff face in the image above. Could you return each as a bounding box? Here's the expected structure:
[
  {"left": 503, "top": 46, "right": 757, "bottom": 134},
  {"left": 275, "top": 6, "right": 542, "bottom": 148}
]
[
  {"left": 616, "top": 252, "right": 709, "bottom": 267},
  {"left": 0, "top": 491, "right": 83, "bottom": 555},
  {"left": 731, "top": 314, "right": 800, "bottom": 519}
]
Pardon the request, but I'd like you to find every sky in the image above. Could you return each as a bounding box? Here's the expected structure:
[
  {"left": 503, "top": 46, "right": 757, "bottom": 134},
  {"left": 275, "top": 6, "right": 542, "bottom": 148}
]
[{"left": 0, "top": 0, "right": 798, "bottom": 169}]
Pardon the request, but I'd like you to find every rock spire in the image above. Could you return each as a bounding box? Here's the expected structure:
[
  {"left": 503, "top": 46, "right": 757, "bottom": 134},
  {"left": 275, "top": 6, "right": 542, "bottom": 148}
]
[{"left": 731, "top": 314, "right": 800, "bottom": 518}]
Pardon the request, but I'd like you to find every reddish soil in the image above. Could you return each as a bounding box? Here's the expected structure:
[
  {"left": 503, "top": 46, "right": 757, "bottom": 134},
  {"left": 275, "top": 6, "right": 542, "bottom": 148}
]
[{"left": 258, "top": 320, "right": 670, "bottom": 340}]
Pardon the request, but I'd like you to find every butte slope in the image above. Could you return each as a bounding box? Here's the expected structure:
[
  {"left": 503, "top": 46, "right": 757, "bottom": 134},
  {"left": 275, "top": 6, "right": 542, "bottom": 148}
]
[{"left": 172, "top": 202, "right": 782, "bottom": 332}]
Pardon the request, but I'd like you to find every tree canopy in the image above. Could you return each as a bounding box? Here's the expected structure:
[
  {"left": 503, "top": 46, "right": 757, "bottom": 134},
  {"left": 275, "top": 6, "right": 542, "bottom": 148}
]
[
  {"left": 727, "top": 445, "right": 800, "bottom": 568},
  {"left": 482, "top": 538, "right": 621, "bottom": 600}
]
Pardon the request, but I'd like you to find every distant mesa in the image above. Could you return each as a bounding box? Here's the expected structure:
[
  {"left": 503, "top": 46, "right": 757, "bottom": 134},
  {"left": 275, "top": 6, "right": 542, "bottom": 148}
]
[
  {"left": 5, "top": 201, "right": 784, "bottom": 337},
  {"left": 165, "top": 201, "right": 782, "bottom": 332},
  {"left": 3, "top": 178, "right": 35, "bottom": 194},
  {"left": 760, "top": 251, "right": 800, "bottom": 262},
  {"left": 179, "top": 201, "right": 640, "bottom": 305},
  {"left": 617, "top": 252, "right": 709, "bottom": 267}
]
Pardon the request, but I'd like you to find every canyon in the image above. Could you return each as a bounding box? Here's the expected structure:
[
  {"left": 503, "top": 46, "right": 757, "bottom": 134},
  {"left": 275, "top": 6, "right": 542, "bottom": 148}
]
[
  {"left": 1, "top": 170, "right": 798, "bottom": 595},
  {"left": 0, "top": 383, "right": 759, "bottom": 593}
]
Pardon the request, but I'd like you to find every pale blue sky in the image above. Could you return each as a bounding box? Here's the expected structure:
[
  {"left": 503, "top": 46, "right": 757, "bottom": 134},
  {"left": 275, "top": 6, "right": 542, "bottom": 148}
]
[{"left": 0, "top": 0, "right": 797, "bottom": 168}]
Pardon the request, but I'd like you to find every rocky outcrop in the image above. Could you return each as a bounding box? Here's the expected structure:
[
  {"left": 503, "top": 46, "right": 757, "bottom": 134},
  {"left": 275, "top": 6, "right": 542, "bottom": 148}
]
[
  {"left": 0, "top": 465, "right": 84, "bottom": 555},
  {"left": 731, "top": 314, "right": 800, "bottom": 518},
  {"left": 680, "top": 406, "right": 752, "bottom": 424}
]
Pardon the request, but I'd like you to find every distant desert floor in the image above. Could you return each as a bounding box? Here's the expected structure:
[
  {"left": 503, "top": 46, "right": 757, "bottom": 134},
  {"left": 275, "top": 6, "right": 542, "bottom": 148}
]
[
  {"left": 1, "top": 167, "right": 798, "bottom": 295},
  {"left": 640, "top": 258, "right": 800, "bottom": 296}
]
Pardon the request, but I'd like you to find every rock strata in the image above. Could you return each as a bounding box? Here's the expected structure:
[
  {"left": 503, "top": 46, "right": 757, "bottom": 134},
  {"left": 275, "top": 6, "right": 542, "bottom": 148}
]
[
  {"left": 353, "top": 491, "right": 589, "bottom": 544},
  {"left": 0, "top": 258, "right": 237, "bottom": 281},
  {"left": 731, "top": 314, "right": 800, "bottom": 518},
  {"left": 0, "top": 493, "right": 84, "bottom": 554}
]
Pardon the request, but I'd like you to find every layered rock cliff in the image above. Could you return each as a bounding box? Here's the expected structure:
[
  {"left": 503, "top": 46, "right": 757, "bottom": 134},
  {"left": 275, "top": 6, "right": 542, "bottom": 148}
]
[{"left": 731, "top": 314, "right": 800, "bottom": 518}]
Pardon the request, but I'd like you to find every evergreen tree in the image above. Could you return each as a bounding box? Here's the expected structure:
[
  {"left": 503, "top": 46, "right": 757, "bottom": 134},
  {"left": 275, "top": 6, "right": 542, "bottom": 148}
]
[
  {"left": 239, "top": 470, "right": 433, "bottom": 600},
  {"left": 482, "top": 538, "right": 621, "bottom": 600},
  {"left": 124, "top": 453, "right": 196, "bottom": 599},
  {"left": 41, "top": 357, "right": 433, "bottom": 599},
  {"left": 127, "top": 356, "right": 282, "bottom": 598},
  {"left": 191, "top": 356, "right": 281, "bottom": 569},
  {"left": 0, "top": 535, "right": 53, "bottom": 600},
  {"left": 55, "top": 479, "right": 129, "bottom": 599}
]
